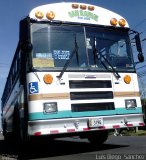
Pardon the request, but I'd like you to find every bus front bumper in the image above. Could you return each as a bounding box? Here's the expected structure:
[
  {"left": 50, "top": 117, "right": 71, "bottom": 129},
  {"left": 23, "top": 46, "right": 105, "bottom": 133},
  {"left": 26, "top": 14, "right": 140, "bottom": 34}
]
[{"left": 28, "top": 114, "right": 145, "bottom": 136}]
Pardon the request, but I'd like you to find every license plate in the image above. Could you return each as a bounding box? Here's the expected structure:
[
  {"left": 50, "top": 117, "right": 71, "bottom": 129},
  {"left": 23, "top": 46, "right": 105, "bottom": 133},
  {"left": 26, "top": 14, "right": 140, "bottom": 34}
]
[{"left": 88, "top": 118, "right": 103, "bottom": 128}]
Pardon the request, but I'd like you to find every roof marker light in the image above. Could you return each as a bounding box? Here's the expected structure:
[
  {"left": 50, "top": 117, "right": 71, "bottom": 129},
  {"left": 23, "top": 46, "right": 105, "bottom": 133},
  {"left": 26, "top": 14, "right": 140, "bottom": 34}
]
[
  {"left": 35, "top": 11, "right": 44, "bottom": 19},
  {"left": 110, "top": 18, "right": 118, "bottom": 26},
  {"left": 80, "top": 5, "right": 87, "bottom": 10},
  {"left": 72, "top": 4, "right": 79, "bottom": 9},
  {"left": 119, "top": 19, "right": 126, "bottom": 27},
  {"left": 46, "top": 11, "right": 55, "bottom": 20},
  {"left": 88, "top": 6, "right": 95, "bottom": 11}
]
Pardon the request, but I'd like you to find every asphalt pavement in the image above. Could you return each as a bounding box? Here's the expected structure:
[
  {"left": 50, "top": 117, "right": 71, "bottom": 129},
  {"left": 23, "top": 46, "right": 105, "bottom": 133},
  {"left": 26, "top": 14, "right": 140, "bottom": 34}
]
[{"left": 0, "top": 133, "right": 146, "bottom": 160}]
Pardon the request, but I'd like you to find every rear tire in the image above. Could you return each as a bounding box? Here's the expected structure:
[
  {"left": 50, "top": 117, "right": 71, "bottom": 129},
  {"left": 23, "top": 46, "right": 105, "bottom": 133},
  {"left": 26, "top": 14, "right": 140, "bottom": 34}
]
[{"left": 87, "top": 130, "right": 108, "bottom": 146}]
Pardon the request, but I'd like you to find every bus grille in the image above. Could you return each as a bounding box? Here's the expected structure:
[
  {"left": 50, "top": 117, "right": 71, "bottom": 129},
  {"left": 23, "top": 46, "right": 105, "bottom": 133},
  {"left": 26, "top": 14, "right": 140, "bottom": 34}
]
[
  {"left": 69, "top": 80, "right": 112, "bottom": 88},
  {"left": 71, "top": 102, "right": 115, "bottom": 112},
  {"left": 69, "top": 79, "right": 114, "bottom": 112},
  {"left": 70, "top": 91, "right": 113, "bottom": 100}
]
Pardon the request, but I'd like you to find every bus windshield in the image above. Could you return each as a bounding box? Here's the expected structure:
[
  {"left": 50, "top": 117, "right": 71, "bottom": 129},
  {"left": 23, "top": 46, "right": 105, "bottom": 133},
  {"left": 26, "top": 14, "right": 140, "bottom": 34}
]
[{"left": 31, "top": 23, "right": 134, "bottom": 72}]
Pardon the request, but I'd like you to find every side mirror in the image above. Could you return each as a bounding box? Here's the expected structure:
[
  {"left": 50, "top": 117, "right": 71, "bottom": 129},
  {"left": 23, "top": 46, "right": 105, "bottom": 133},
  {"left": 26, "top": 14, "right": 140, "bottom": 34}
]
[
  {"left": 135, "top": 33, "right": 144, "bottom": 62},
  {"left": 138, "top": 53, "right": 144, "bottom": 62},
  {"left": 135, "top": 33, "right": 142, "bottom": 52}
]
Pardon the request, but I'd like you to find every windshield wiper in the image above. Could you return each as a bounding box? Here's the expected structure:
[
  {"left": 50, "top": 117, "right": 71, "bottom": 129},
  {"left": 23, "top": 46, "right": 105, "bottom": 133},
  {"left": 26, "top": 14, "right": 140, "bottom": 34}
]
[
  {"left": 56, "top": 35, "right": 79, "bottom": 80},
  {"left": 93, "top": 37, "right": 121, "bottom": 79},
  {"left": 31, "top": 68, "right": 41, "bottom": 81}
]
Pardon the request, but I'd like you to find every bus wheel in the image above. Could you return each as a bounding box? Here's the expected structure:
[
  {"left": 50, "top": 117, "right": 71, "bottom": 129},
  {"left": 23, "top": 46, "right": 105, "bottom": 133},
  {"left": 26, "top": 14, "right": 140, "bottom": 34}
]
[{"left": 87, "top": 130, "right": 108, "bottom": 146}]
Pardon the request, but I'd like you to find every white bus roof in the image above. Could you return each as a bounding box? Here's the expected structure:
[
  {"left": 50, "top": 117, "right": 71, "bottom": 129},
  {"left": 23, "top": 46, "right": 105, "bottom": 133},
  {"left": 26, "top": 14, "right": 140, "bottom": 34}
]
[{"left": 29, "top": 2, "right": 129, "bottom": 28}]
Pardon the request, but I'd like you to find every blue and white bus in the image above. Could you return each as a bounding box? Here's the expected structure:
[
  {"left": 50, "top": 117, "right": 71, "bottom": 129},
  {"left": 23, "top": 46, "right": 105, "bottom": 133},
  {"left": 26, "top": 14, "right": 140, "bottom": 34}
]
[{"left": 1, "top": 2, "right": 145, "bottom": 145}]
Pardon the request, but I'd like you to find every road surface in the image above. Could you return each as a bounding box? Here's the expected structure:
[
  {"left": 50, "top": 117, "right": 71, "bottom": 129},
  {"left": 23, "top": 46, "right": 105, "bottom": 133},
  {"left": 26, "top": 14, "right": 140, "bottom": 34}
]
[{"left": 0, "top": 134, "right": 146, "bottom": 160}]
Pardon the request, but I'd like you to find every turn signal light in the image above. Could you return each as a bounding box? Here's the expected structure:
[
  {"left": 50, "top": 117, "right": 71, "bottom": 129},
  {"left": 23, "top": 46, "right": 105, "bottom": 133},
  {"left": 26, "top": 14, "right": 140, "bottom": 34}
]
[
  {"left": 124, "top": 75, "right": 131, "bottom": 84},
  {"left": 119, "top": 19, "right": 126, "bottom": 27},
  {"left": 43, "top": 74, "right": 53, "bottom": 84},
  {"left": 46, "top": 11, "right": 55, "bottom": 20},
  {"left": 110, "top": 18, "right": 118, "bottom": 26},
  {"left": 35, "top": 11, "right": 44, "bottom": 19}
]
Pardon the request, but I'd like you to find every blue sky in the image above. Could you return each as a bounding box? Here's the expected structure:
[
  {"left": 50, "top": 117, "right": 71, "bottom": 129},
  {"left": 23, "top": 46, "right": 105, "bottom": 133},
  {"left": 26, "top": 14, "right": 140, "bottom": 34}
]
[{"left": 0, "top": 0, "right": 146, "bottom": 110}]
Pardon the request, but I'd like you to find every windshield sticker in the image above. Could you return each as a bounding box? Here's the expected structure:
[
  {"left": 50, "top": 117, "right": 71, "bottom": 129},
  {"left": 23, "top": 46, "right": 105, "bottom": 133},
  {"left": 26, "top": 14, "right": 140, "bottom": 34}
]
[
  {"left": 68, "top": 10, "right": 98, "bottom": 22},
  {"left": 33, "top": 58, "right": 54, "bottom": 68},
  {"left": 53, "top": 50, "right": 70, "bottom": 60},
  {"left": 29, "top": 82, "right": 39, "bottom": 94},
  {"left": 33, "top": 52, "right": 54, "bottom": 68},
  {"left": 36, "top": 53, "right": 53, "bottom": 59}
]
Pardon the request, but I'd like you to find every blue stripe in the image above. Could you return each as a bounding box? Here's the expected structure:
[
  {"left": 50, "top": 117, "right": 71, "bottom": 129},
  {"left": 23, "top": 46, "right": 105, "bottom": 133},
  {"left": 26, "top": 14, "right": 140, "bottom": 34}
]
[{"left": 29, "top": 107, "right": 142, "bottom": 121}]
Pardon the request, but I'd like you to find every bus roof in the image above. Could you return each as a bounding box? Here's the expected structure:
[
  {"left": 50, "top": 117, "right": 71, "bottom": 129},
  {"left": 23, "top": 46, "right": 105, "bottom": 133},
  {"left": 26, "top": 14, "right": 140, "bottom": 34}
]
[{"left": 29, "top": 2, "right": 129, "bottom": 28}]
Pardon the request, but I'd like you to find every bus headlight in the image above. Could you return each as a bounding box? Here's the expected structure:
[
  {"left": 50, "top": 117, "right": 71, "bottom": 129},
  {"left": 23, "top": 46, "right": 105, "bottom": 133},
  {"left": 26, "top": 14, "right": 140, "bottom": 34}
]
[
  {"left": 44, "top": 102, "right": 58, "bottom": 113},
  {"left": 125, "top": 99, "right": 137, "bottom": 109}
]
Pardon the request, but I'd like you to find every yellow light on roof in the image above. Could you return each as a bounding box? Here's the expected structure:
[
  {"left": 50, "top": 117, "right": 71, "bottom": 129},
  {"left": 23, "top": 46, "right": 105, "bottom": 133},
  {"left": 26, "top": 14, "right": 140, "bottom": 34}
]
[
  {"left": 80, "top": 5, "right": 87, "bottom": 10},
  {"left": 43, "top": 74, "right": 53, "bottom": 84},
  {"left": 46, "top": 11, "right": 55, "bottom": 20},
  {"left": 35, "top": 11, "right": 44, "bottom": 19},
  {"left": 72, "top": 4, "right": 79, "bottom": 9},
  {"left": 119, "top": 19, "right": 126, "bottom": 27},
  {"left": 124, "top": 75, "right": 131, "bottom": 84},
  {"left": 110, "top": 18, "right": 118, "bottom": 26},
  {"left": 88, "top": 6, "right": 95, "bottom": 11}
]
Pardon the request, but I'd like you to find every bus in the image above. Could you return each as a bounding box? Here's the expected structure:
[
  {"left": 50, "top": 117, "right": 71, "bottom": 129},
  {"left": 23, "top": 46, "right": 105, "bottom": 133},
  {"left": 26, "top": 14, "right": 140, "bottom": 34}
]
[{"left": 1, "top": 2, "right": 145, "bottom": 145}]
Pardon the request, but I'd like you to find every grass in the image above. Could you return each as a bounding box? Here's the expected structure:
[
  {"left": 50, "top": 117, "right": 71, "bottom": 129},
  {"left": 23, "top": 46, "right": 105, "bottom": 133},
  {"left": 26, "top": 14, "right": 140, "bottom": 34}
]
[
  {"left": 110, "top": 128, "right": 146, "bottom": 136},
  {"left": 123, "top": 129, "right": 146, "bottom": 136}
]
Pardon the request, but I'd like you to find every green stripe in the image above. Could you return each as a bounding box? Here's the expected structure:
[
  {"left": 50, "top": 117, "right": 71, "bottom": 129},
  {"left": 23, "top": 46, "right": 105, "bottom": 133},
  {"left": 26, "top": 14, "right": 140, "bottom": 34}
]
[{"left": 29, "top": 107, "right": 142, "bottom": 121}]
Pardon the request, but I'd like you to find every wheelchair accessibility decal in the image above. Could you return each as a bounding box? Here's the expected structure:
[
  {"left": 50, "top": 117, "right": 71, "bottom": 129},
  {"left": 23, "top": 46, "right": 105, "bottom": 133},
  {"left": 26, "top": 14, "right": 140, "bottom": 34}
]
[{"left": 29, "top": 82, "right": 39, "bottom": 94}]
